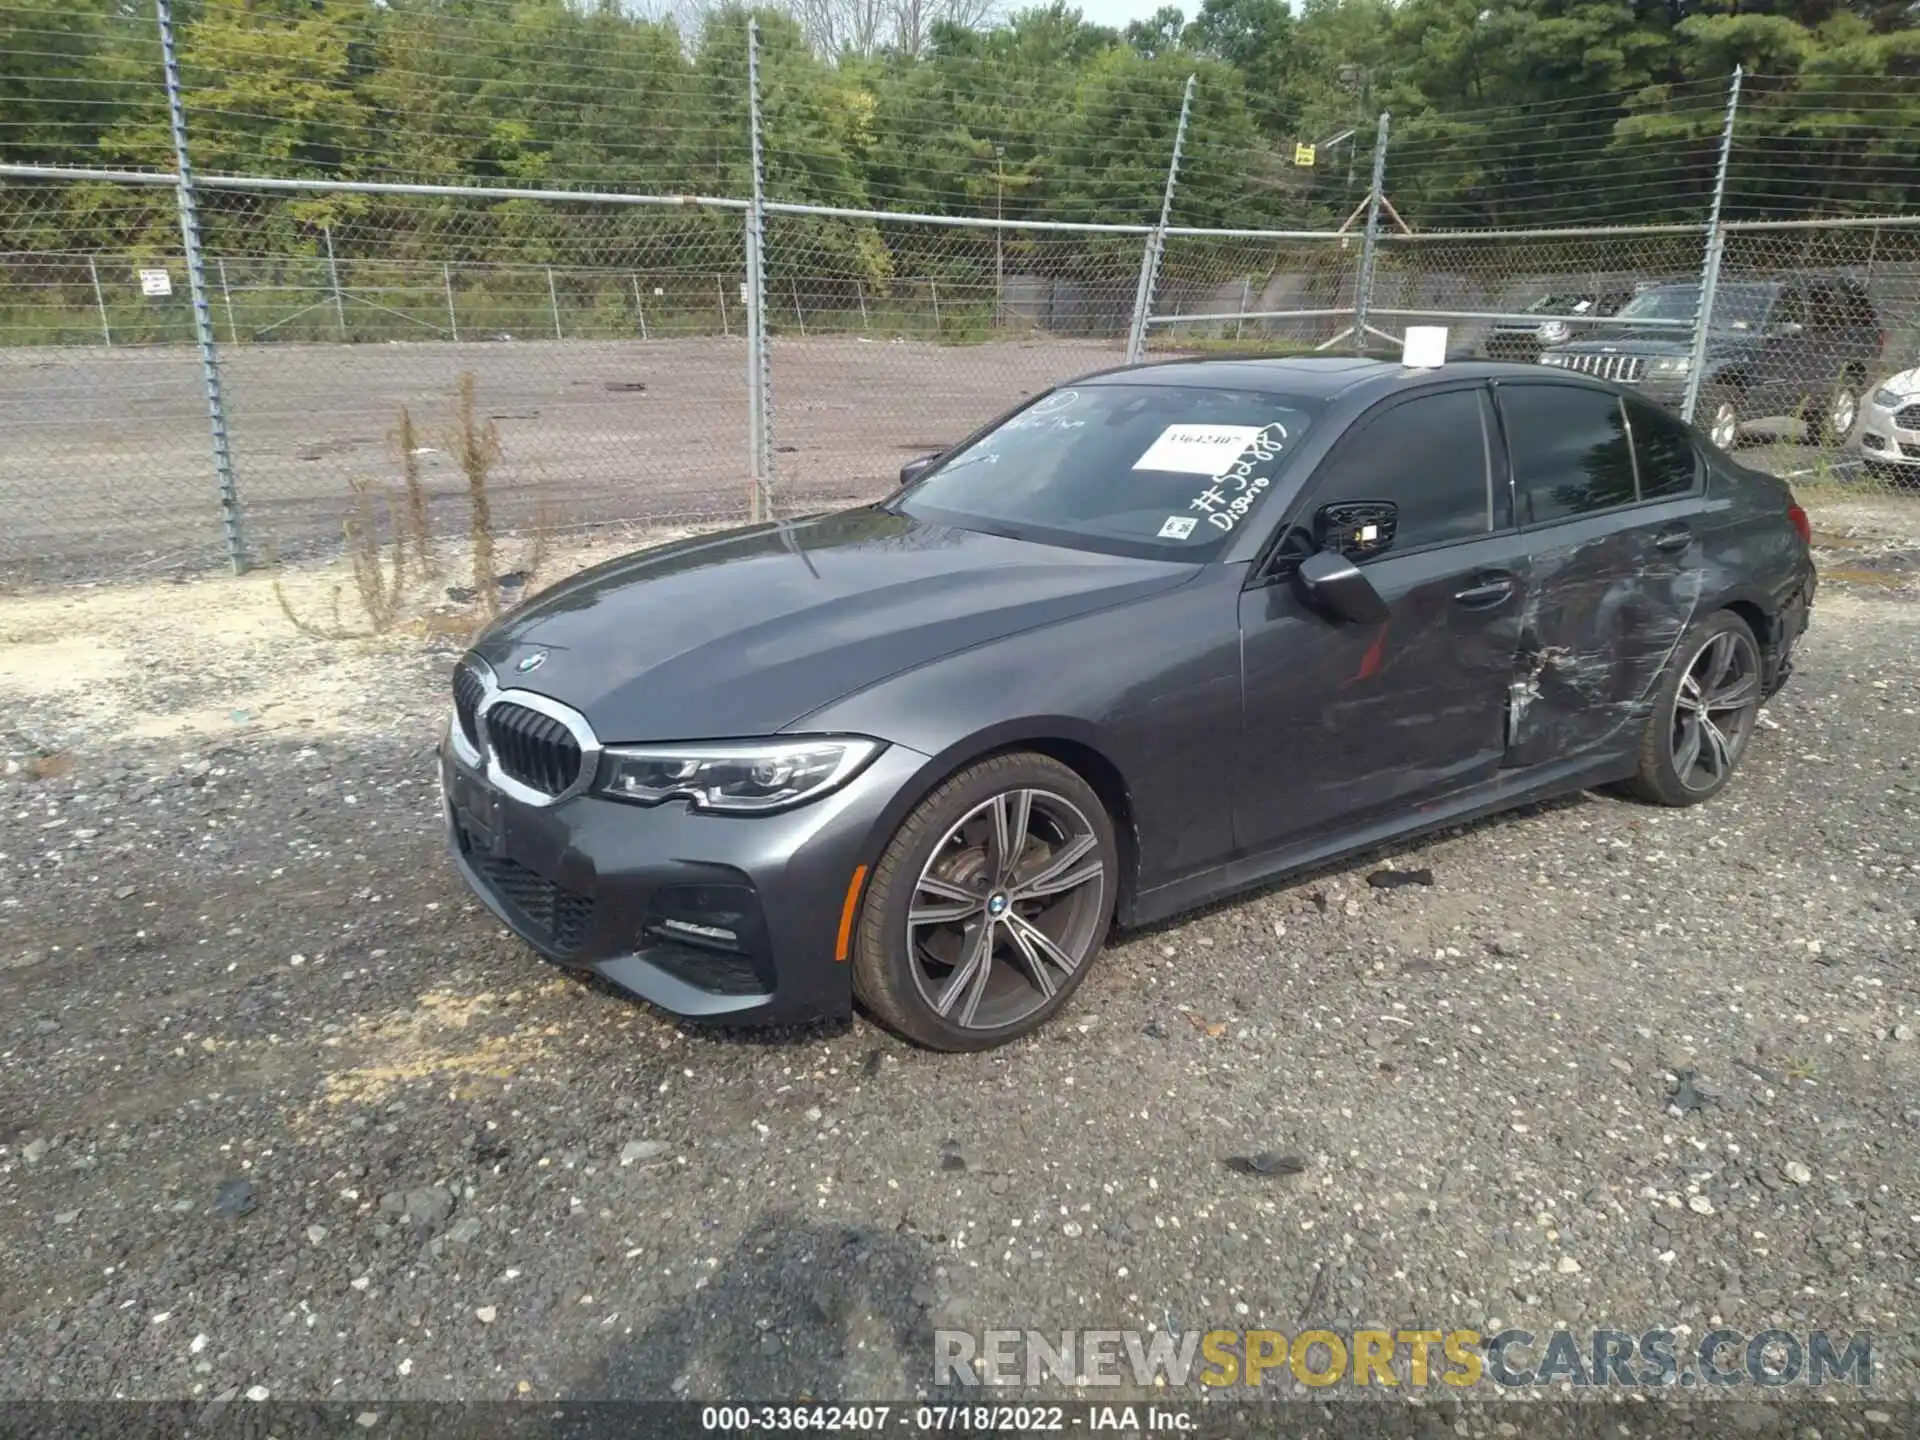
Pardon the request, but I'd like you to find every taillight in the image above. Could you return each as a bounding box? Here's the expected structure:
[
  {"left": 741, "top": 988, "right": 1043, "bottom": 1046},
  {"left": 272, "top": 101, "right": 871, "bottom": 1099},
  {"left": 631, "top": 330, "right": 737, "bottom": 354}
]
[{"left": 1787, "top": 500, "right": 1811, "bottom": 546}]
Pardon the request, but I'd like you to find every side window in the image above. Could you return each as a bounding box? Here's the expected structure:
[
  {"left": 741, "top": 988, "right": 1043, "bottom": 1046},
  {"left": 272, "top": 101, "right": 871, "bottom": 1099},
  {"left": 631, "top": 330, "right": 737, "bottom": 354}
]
[
  {"left": 1500, "top": 383, "right": 1637, "bottom": 525},
  {"left": 1299, "top": 388, "right": 1496, "bottom": 556},
  {"left": 1626, "top": 398, "right": 1701, "bottom": 500},
  {"left": 1772, "top": 286, "right": 1805, "bottom": 328}
]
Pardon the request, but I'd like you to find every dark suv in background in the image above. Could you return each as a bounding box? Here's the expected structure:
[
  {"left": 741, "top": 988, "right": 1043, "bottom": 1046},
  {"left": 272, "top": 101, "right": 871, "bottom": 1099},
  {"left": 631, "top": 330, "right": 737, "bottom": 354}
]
[
  {"left": 1482, "top": 289, "right": 1635, "bottom": 363},
  {"left": 1538, "top": 275, "right": 1884, "bottom": 451}
]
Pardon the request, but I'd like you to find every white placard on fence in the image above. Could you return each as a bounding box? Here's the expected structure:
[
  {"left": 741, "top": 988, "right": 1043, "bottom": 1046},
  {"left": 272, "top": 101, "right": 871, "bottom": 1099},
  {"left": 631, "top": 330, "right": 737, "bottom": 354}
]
[{"left": 139, "top": 268, "right": 172, "bottom": 297}]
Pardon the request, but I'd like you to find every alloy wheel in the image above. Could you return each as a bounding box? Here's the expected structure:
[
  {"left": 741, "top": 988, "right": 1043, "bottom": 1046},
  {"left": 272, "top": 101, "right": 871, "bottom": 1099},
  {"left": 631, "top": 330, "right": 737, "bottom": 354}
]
[
  {"left": 1669, "top": 629, "right": 1762, "bottom": 795},
  {"left": 905, "top": 787, "right": 1108, "bottom": 1032},
  {"left": 1709, "top": 401, "right": 1739, "bottom": 450}
]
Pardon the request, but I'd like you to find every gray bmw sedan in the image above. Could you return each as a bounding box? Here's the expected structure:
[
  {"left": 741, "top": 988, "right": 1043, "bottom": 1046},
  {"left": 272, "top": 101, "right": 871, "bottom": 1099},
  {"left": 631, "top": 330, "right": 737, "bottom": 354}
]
[{"left": 439, "top": 356, "right": 1815, "bottom": 1050}]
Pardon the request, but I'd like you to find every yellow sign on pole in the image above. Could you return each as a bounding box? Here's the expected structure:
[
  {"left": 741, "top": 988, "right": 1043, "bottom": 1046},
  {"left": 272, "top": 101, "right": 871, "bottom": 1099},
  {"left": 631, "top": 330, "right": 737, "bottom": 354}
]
[{"left": 1293, "top": 143, "right": 1316, "bottom": 167}]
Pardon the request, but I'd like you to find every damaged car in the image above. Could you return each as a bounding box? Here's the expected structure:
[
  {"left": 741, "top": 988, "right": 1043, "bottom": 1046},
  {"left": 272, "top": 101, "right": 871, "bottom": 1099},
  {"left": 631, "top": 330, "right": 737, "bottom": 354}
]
[{"left": 439, "top": 357, "right": 1816, "bottom": 1051}]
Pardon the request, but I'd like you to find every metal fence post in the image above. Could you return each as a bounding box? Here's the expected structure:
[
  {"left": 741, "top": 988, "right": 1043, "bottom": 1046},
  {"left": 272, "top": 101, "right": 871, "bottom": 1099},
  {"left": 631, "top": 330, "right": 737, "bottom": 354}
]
[
  {"left": 631, "top": 275, "right": 648, "bottom": 340},
  {"left": 717, "top": 274, "right": 730, "bottom": 337},
  {"left": 324, "top": 223, "right": 346, "bottom": 339},
  {"left": 1682, "top": 67, "right": 1742, "bottom": 426},
  {"left": 156, "top": 0, "right": 246, "bottom": 573},
  {"left": 547, "top": 265, "right": 563, "bottom": 340},
  {"left": 88, "top": 257, "right": 111, "bottom": 346},
  {"left": 444, "top": 262, "right": 459, "bottom": 341},
  {"left": 1126, "top": 73, "right": 1195, "bottom": 364},
  {"left": 1350, "top": 110, "right": 1390, "bottom": 356},
  {"left": 744, "top": 18, "right": 774, "bottom": 523}
]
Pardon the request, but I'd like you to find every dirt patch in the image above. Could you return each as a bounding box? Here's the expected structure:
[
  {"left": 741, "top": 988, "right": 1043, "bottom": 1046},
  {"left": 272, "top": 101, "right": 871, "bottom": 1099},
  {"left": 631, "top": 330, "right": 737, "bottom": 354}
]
[
  {"left": 315, "top": 983, "right": 573, "bottom": 1108},
  {"left": 0, "top": 521, "right": 719, "bottom": 759}
]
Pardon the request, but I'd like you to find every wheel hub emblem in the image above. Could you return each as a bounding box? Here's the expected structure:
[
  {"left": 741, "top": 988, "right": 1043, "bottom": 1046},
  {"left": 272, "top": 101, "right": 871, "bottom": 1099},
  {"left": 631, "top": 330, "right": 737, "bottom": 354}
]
[{"left": 987, "top": 892, "right": 1009, "bottom": 917}]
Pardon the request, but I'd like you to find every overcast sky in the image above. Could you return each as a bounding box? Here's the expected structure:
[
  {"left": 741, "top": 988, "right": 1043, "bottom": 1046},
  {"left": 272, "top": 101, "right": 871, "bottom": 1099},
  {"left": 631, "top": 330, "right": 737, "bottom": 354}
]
[{"left": 1068, "top": 0, "right": 1184, "bottom": 31}]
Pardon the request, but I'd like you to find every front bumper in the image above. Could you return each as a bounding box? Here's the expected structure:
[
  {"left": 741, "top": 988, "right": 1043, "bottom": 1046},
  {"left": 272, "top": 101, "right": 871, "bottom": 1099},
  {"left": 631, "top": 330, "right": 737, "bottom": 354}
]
[
  {"left": 438, "top": 738, "right": 928, "bottom": 1025},
  {"left": 1854, "top": 400, "right": 1920, "bottom": 467}
]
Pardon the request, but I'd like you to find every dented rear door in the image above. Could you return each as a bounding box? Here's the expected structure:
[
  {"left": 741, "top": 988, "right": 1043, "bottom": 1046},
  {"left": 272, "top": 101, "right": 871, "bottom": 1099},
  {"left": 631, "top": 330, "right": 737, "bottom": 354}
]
[{"left": 1493, "top": 380, "right": 1709, "bottom": 767}]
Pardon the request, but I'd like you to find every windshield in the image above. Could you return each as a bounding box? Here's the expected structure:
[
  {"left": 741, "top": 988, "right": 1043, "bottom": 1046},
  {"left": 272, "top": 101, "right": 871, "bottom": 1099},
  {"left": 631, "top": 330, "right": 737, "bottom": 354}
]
[
  {"left": 893, "top": 384, "right": 1318, "bottom": 560},
  {"left": 1616, "top": 283, "right": 1775, "bottom": 330}
]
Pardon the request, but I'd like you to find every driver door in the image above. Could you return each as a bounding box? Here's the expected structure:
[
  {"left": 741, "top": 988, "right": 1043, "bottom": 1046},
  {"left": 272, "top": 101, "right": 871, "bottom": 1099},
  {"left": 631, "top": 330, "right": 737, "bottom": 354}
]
[{"left": 1235, "top": 384, "right": 1533, "bottom": 856}]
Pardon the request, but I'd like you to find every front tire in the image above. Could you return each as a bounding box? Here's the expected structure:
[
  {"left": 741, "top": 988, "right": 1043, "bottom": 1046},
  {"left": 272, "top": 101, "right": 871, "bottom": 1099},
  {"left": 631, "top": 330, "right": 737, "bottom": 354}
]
[
  {"left": 1626, "top": 611, "right": 1764, "bottom": 807},
  {"left": 851, "top": 752, "right": 1117, "bottom": 1051},
  {"left": 1701, "top": 388, "right": 1742, "bottom": 451}
]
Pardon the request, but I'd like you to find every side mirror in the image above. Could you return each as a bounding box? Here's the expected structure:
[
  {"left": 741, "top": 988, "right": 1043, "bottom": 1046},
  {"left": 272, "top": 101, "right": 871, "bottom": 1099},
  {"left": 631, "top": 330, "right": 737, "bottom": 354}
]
[
  {"left": 899, "top": 452, "right": 941, "bottom": 487},
  {"left": 1314, "top": 500, "right": 1398, "bottom": 561},
  {"left": 1293, "top": 549, "right": 1392, "bottom": 626}
]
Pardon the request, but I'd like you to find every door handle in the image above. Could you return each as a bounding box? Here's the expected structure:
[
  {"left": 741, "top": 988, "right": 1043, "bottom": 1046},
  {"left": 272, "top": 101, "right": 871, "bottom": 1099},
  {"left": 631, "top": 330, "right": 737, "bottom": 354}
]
[
  {"left": 1453, "top": 573, "right": 1516, "bottom": 608},
  {"left": 1653, "top": 525, "right": 1692, "bottom": 552}
]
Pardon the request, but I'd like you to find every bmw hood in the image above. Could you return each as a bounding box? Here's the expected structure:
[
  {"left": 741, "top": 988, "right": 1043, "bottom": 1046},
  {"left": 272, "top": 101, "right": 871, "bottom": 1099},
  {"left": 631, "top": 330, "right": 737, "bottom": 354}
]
[{"left": 470, "top": 506, "right": 1196, "bottom": 741}]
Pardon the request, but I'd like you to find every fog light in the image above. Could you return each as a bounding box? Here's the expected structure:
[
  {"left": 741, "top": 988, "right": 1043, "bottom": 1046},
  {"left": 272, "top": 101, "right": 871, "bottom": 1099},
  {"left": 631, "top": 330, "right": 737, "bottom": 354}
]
[{"left": 657, "top": 917, "right": 739, "bottom": 945}]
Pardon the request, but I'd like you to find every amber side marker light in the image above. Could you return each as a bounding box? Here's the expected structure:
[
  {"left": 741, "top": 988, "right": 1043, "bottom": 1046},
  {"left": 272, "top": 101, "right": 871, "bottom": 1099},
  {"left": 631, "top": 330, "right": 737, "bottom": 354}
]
[{"left": 834, "top": 865, "right": 870, "bottom": 962}]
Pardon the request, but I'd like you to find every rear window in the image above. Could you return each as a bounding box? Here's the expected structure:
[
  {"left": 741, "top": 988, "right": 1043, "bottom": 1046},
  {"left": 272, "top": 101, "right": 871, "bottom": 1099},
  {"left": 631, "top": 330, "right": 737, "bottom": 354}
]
[
  {"left": 1627, "top": 399, "right": 1702, "bottom": 500},
  {"left": 896, "top": 384, "right": 1319, "bottom": 560}
]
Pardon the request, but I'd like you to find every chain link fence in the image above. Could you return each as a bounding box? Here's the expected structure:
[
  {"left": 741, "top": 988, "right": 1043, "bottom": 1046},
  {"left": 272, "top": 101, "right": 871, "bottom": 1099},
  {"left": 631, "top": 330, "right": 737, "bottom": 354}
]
[
  {"left": 763, "top": 209, "right": 1147, "bottom": 511},
  {"left": 2, "top": 51, "right": 1918, "bottom": 586}
]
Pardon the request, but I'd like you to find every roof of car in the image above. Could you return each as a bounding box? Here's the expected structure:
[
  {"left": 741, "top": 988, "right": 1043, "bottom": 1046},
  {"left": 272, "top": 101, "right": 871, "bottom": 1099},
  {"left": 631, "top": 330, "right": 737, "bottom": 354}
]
[{"left": 1077, "top": 355, "right": 1599, "bottom": 400}]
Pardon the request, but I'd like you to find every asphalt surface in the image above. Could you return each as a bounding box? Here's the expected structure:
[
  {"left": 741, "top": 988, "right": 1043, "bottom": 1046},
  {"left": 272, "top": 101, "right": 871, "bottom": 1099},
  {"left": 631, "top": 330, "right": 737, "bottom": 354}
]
[
  {"left": 3, "top": 335, "right": 1911, "bottom": 588},
  {"left": 0, "top": 337, "right": 1116, "bottom": 583},
  {"left": 1, "top": 528, "right": 1917, "bottom": 1410}
]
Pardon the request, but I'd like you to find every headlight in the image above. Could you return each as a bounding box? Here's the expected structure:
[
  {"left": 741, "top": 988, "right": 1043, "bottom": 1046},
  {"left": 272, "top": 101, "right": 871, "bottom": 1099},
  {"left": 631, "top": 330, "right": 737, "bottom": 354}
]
[
  {"left": 597, "top": 737, "right": 882, "bottom": 813},
  {"left": 1874, "top": 387, "right": 1905, "bottom": 408},
  {"left": 1538, "top": 354, "right": 1566, "bottom": 367},
  {"left": 1538, "top": 320, "right": 1570, "bottom": 342},
  {"left": 1649, "top": 356, "right": 1690, "bottom": 377}
]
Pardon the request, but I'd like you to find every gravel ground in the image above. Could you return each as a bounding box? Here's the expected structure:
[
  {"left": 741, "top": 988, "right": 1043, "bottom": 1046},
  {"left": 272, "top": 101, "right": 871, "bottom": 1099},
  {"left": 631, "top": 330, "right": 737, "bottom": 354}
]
[{"left": 0, "top": 509, "right": 1916, "bottom": 1413}]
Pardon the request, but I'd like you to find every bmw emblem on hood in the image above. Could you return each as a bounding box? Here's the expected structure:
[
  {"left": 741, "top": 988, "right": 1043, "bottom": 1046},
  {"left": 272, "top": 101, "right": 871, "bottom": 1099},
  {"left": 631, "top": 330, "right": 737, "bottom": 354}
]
[{"left": 516, "top": 650, "right": 548, "bottom": 674}]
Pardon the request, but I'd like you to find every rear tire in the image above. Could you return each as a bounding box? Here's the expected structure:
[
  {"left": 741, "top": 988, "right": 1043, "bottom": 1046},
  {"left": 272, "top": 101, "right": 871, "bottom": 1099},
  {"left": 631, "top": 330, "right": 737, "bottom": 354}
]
[
  {"left": 851, "top": 752, "right": 1117, "bottom": 1052},
  {"left": 1626, "top": 610, "right": 1763, "bottom": 807},
  {"left": 1805, "top": 373, "right": 1862, "bottom": 445}
]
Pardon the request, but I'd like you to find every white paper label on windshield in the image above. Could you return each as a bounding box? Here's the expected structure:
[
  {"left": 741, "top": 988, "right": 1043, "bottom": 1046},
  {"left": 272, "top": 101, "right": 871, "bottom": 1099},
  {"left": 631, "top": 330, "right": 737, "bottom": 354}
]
[
  {"left": 1157, "top": 515, "right": 1198, "bottom": 540},
  {"left": 1133, "top": 424, "right": 1266, "bottom": 475}
]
